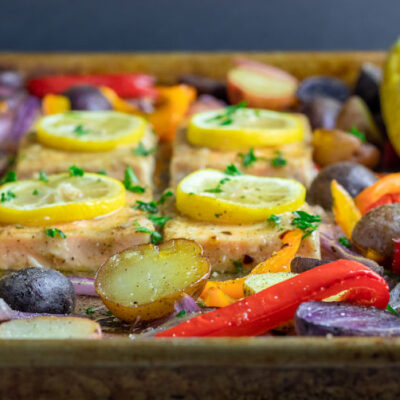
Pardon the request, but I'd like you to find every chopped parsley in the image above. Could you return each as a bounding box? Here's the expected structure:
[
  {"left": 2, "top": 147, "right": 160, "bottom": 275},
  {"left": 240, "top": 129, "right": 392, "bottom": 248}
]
[
  {"left": 85, "top": 306, "right": 95, "bottom": 315},
  {"left": 0, "top": 170, "right": 17, "bottom": 185},
  {"left": 267, "top": 214, "right": 281, "bottom": 227},
  {"left": 133, "top": 143, "right": 156, "bottom": 156},
  {"left": 148, "top": 214, "right": 172, "bottom": 228},
  {"left": 45, "top": 228, "right": 66, "bottom": 239},
  {"left": 206, "top": 101, "right": 247, "bottom": 125},
  {"left": 238, "top": 148, "right": 258, "bottom": 168},
  {"left": 97, "top": 169, "right": 107, "bottom": 175},
  {"left": 271, "top": 151, "right": 287, "bottom": 168},
  {"left": 32, "top": 189, "right": 40, "bottom": 196},
  {"left": 215, "top": 213, "right": 221, "bottom": 218},
  {"left": 291, "top": 211, "right": 321, "bottom": 238},
  {"left": 156, "top": 190, "right": 173, "bottom": 205},
  {"left": 338, "top": 237, "right": 351, "bottom": 248},
  {"left": 134, "top": 200, "right": 158, "bottom": 214},
  {"left": 387, "top": 304, "right": 399, "bottom": 317},
  {"left": 232, "top": 260, "right": 243, "bottom": 274},
  {"left": 69, "top": 165, "right": 84, "bottom": 177},
  {"left": 176, "top": 310, "right": 187, "bottom": 318},
  {"left": 219, "top": 177, "right": 231, "bottom": 185},
  {"left": 73, "top": 124, "right": 90, "bottom": 136},
  {"left": 106, "top": 310, "right": 113, "bottom": 316},
  {"left": 134, "top": 221, "right": 163, "bottom": 244},
  {"left": 225, "top": 164, "right": 243, "bottom": 176},
  {"left": 349, "top": 126, "right": 366, "bottom": 143},
  {"left": 205, "top": 187, "right": 223, "bottom": 193},
  {"left": 39, "top": 170, "right": 48, "bottom": 182},
  {"left": 1, "top": 190, "right": 15, "bottom": 202},
  {"left": 122, "top": 167, "right": 145, "bottom": 193}
]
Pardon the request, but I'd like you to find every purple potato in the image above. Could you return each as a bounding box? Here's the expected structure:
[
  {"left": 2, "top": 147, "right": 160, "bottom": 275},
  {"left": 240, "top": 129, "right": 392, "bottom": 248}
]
[
  {"left": 0, "top": 267, "right": 76, "bottom": 314},
  {"left": 354, "top": 63, "right": 382, "bottom": 113},
  {"left": 0, "top": 70, "right": 24, "bottom": 90},
  {"left": 295, "top": 301, "right": 400, "bottom": 337},
  {"left": 290, "top": 257, "right": 329, "bottom": 273},
  {"left": 301, "top": 97, "right": 341, "bottom": 130},
  {"left": 63, "top": 85, "right": 112, "bottom": 111},
  {"left": 297, "top": 76, "right": 350, "bottom": 104},
  {"left": 178, "top": 74, "right": 228, "bottom": 101}
]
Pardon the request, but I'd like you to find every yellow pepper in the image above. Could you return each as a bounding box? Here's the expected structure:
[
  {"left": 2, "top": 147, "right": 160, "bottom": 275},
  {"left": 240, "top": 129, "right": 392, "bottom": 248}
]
[{"left": 42, "top": 94, "right": 70, "bottom": 115}]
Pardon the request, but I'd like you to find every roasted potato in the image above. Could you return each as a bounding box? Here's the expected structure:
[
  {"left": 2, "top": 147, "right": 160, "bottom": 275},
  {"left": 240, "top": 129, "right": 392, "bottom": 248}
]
[
  {"left": 290, "top": 257, "right": 327, "bottom": 273},
  {"left": 0, "top": 267, "right": 75, "bottom": 314},
  {"left": 227, "top": 58, "right": 298, "bottom": 110},
  {"left": 352, "top": 204, "right": 400, "bottom": 262},
  {"left": 63, "top": 85, "right": 112, "bottom": 111},
  {"left": 354, "top": 63, "right": 382, "bottom": 113},
  {"left": 178, "top": 75, "right": 228, "bottom": 101},
  {"left": 302, "top": 97, "right": 341, "bottom": 130},
  {"left": 0, "top": 317, "right": 101, "bottom": 339},
  {"left": 95, "top": 239, "right": 211, "bottom": 322},
  {"left": 307, "top": 162, "right": 377, "bottom": 210}
]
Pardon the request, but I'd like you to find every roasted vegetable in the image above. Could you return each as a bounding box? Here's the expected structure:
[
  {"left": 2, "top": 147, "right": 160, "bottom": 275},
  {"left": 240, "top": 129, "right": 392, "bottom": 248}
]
[
  {"left": 335, "top": 96, "right": 383, "bottom": 147},
  {"left": 290, "top": 257, "right": 327, "bottom": 273},
  {"left": 0, "top": 70, "right": 24, "bottom": 92},
  {"left": 243, "top": 272, "right": 297, "bottom": 296},
  {"left": 0, "top": 267, "right": 76, "bottom": 314},
  {"left": 227, "top": 58, "right": 298, "bottom": 110},
  {"left": 301, "top": 97, "right": 341, "bottom": 130},
  {"left": 42, "top": 94, "right": 71, "bottom": 115},
  {"left": 307, "top": 162, "right": 377, "bottom": 210},
  {"left": 95, "top": 239, "right": 211, "bottom": 322},
  {"left": 63, "top": 85, "right": 112, "bottom": 111},
  {"left": 312, "top": 129, "right": 380, "bottom": 169},
  {"left": 297, "top": 76, "right": 350, "bottom": 104},
  {"left": 178, "top": 75, "right": 227, "bottom": 101},
  {"left": 352, "top": 204, "right": 400, "bottom": 262},
  {"left": 354, "top": 63, "right": 382, "bottom": 113},
  {"left": 0, "top": 316, "right": 102, "bottom": 339},
  {"left": 295, "top": 301, "right": 400, "bottom": 336}
]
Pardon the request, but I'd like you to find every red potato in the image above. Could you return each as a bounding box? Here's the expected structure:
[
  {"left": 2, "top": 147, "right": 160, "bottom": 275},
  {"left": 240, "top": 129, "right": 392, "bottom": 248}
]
[{"left": 227, "top": 58, "right": 298, "bottom": 110}]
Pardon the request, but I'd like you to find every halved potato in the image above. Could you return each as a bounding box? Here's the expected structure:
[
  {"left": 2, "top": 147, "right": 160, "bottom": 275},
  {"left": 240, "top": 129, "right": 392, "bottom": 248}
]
[
  {"left": 95, "top": 239, "right": 211, "bottom": 322},
  {"left": 0, "top": 317, "right": 101, "bottom": 339}
]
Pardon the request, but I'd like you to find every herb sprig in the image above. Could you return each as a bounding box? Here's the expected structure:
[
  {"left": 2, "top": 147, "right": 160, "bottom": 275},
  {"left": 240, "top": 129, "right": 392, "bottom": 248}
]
[
  {"left": 349, "top": 126, "right": 366, "bottom": 143},
  {"left": 206, "top": 101, "right": 247, "bottom": 126},
  {"left": 122, "top": 167, "right": 145, "bottom": 193},
  {"left": 133, "top": 143, "right": 156, "bottom": 157},
  {"left": 238, "top": 148, "right": 258, "bottom": 168},
  {"left": 45, "top": 228, "right": 67, "bottom": 239},
  {"left": 291, "top": 211, "right": 321, "bottom": 238},
  {"left": 0, "top": 170, "right": 17, "bottom": 185}
]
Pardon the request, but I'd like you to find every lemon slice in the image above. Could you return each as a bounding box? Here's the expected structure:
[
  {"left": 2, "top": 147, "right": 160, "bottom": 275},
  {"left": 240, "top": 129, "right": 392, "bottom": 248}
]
[
  {"left": 187, "top": 107, "right": 304, "bottom": 150},
  {"left": 176, "top": 169, "right": 306, "bottom": 223},
  {"left": 0, "top": 173, "right": 126, "bottom": 225},
  {"left": 36, "top": 111, "right": 146, "bottom": 152}
]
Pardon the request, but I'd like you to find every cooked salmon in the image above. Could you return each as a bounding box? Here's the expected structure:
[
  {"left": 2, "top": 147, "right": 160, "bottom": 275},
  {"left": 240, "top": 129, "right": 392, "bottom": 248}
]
[
  {"left": 170, "top": 115, "right": 316, "bottom": 187},
  {"left": 16, "top": 127, "right": 157, "bottom": 186}
]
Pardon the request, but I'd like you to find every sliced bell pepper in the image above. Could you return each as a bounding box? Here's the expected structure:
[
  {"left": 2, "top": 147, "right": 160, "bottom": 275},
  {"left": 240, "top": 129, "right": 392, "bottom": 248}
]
[
  {"left": 202, "top": 287, "right": 236, "bottom": 308},
  {"left": 331, "top": 180, "right": 361, "bottom": 238},
  {"left": 99, "top": 87, "right": 143, "bottom": 114},
  {"left": 356, "top": 173, "right": 400, "bottom": 214},
  {"left": 148, "top": 85, "right": 196, "bottom": 141},
  {"left": 366, "top": 192, "right": 400, "bottom": 213},
  {"left": 200, "top": 229, "right": 302, "bottom": 305},
  {"left": 42, "top": 94, "right": 71, "bottom": 115},
  {"left": 156, "top": 260, "right": 389, "bottom": 337},
  {"left": 28, "top": 74, "right": 157, "bottom": 99}
]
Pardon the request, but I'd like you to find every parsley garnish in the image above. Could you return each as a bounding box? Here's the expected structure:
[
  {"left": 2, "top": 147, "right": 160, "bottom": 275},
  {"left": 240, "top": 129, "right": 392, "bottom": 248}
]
[
  {"left": 157, "top": 190, "right": 173, "bottom": 205},
  {"left": 291, "top": 211, "right": 321, "bottom": 238},
  {"left": 338, "top": 237, "right": 351, "bottom": 248},
  {"left": 232, "top": 260, "right": 243, "bottom": 274},
  {"left": 39, "top": 170, "right": 48, "bottom": 182},
  {"left": 133, "top": 143, "right": 156, "bottom": 156},
  {"left": 205, "top": 187, "right": 223, "bottom": 193},
  {"left": 97, "top": 169, "right": 107, "bottom": 175},
  {"left": 349, "top": 126, "right": 366, "bottom": 143},
  {"left": 176, "top": 310, "right": 187, "bottom": 318},
  {"left": 134, "top": 200, "right": 158, "bottom": 214},
  {"left": 225, "top": 164, "right": 243, "bottom": 176},
  {"left": 387, "top": 304, "right": 399, "bottom": 316},
  {"left": 206, "top": 101, "right": 247, "bottom": 125},
  {"left": 106, "top": 310, "right": 113, "bottom": 316},
  {"left": 267, "top": 214, "right": 281, "bottom": 227},
  {"left": 122, "top": 167, "right": 145, "bottom": 193},
  {"left": 0, "top": 170, "right": 17, "bottom": 185},
  {"left": 73, "top": 124, "right": 90, "bottom": 136},
  {"left": 148, "top": 214, "right": 172, "bottom": 228},
  {"left": 134, "top": 221, "right": 163, "bottom": 244},
  {"left": 239, "top": 148, "right": 258, "bottom": 167},
  {"left": 32, "top": 189, "right": 40, "bottom": 196},
  {"left": 45, "top": 228, "right": 67, "bottom": 239},
  {"left": 1, "top": 190, "right": 15, "bottom": 202},
  {"left": 85, "top": 306, "right": 95, "bottom": 315},
  {"left": 69, "top": 165, "right": 84, "bottom": 177},
  {"left": 271, "top": 151, "right": 287, "bottom": 168},
  {"left": 219, "top": 177, "right": 230, "bottom": 185}
]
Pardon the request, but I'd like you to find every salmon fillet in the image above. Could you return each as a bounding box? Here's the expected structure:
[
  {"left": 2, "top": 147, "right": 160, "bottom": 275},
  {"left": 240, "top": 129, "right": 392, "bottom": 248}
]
[
  {"left": 170, "top": 115, "right": 316, "bottom": 187},
  {"left": 16, "top": 127, "right": 157, "bottom": 186},
  {"left": 163, "top": 208, "right": 320, "bottom": 273},
  {"left": 0, "top": 192, "right": 153, "bottom": 274}
]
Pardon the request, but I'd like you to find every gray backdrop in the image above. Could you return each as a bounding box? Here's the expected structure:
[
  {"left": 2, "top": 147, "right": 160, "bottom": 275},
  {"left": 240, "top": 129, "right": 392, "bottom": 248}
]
[{"left": 0, "top": 0, "right": 399, "bottom": 51}]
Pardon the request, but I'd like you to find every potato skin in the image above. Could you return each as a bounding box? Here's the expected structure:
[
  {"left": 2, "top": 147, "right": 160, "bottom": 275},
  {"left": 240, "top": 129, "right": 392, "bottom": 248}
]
[
  {"left": 352, "top": 204, "right": 400, "bottom": 261},
  {"left": 307, "top": 161, "right": 377, "bottom": 210},
  {"left": 0, "top": 267, "right": 75, "bottom": 314}
]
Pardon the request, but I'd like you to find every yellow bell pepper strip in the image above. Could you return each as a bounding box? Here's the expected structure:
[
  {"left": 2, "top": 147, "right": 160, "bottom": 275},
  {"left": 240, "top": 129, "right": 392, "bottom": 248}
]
[
  {"left": 156, "top": 260, "right": 390, "bottom": 337},
  {"left": 356, "top": 173, "right": 400, "bottom": 214},
  {"left": 200, "top": 229, "right": 302, "bottom": 305},
  {"left": 148, "top": 85, "right": 196, "bottom": 141},
  {"left": 331, "top": 180, "right": 361, "bottom": 238},
  {"left": 42, "top": 94, "right": 71, "bottom": 115}
]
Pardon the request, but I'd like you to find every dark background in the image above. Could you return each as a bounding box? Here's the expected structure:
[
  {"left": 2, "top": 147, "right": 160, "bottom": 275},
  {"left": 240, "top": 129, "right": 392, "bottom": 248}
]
[{"left": 1, "top": 0, "right": 399, "bottom": 51}]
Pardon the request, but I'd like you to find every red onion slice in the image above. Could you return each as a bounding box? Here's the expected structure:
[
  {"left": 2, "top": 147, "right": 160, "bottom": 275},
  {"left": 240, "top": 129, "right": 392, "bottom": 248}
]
[{"left": 68, "top": 276, "right": 97, "bottom": 297}]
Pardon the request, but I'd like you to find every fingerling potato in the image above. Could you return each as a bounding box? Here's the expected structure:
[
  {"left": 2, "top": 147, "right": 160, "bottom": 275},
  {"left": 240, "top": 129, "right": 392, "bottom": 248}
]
[{"left": 95, "top": 239, "right": 211, "bottom": 322}]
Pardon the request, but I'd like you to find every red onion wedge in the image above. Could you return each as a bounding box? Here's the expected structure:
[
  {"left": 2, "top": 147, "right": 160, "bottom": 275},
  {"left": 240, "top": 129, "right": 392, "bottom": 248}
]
[{"left": 68, "top": 276, "right": 97, "bottom": 297}]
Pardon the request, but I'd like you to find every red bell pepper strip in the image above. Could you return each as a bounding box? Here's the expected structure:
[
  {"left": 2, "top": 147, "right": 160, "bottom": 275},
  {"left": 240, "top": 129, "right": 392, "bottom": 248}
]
[
  {"left": 366, "top": 192, "right": 400, "bottom": 213},
  {"left": 156, "top": 260, "right": 389, "bottom": 338},
  {"left": 27, "top": 74, "right": 158, "bottom": 99}
]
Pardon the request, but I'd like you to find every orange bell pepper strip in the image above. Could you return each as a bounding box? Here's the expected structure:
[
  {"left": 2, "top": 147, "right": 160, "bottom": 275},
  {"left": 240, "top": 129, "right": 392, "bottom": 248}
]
[
  {"left": 356, "top": 173, "right": 400, "bottom": 214},
  {"left": 156, "top": 260, "right": 389, "bottom": 337},
  {"left": 331, "top": 180, "right": 361, "bottom": 238},
  {"left": 99, "top": 87, "right": 144, "bottom": 115},
  {"left": 200, "top": 229, "right": 303, "bottom": 305},
  {"left": 148, "top": 85, "right": 196, "bottom": 141},
  {"left": 42, "top": 94, "right": 71, "bottom": 115},
  {"left": 202, "top": 287, "right": 236, "bottom": 308}
]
